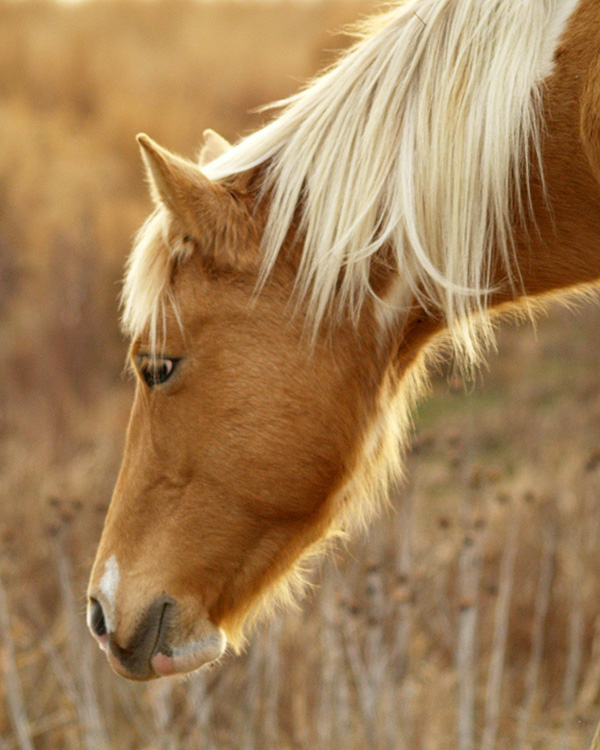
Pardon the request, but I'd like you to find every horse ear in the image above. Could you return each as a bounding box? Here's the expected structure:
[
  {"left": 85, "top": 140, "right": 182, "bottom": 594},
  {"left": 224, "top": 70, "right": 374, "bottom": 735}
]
[
  {"left": 136, "top": 133, "right": 224, "bottom": 236},
  {"left": 199, "top": 129, "right": 231, "bottom": 165}
]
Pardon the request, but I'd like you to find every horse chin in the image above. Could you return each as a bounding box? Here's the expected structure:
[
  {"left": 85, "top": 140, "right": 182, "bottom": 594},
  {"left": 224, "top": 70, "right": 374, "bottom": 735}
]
[{"left": 150, "top": 629, "right": 227, "bottom": 678}]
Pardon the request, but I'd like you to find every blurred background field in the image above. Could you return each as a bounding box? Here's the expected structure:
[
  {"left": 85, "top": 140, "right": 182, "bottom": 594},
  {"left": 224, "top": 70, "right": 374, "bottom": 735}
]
[{"left": 2, "top": 1, "right": 600, "bottom": 748}]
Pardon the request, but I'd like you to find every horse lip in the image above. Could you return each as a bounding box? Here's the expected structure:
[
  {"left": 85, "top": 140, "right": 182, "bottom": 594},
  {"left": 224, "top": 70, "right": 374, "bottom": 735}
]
[{"left": 151, "top": 629, "right": 226, "bottom": 676}]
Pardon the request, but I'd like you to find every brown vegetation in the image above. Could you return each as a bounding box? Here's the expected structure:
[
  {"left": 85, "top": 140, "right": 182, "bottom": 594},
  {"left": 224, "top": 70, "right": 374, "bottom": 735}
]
[{"left": 1, "top": 1, "right": 600, "bottom": 747}]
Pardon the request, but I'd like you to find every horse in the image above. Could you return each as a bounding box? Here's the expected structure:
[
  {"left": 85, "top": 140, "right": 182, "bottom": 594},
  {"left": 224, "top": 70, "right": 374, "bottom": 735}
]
[{"left": 87, "top": 0, "right": 600, "bottom": 681}]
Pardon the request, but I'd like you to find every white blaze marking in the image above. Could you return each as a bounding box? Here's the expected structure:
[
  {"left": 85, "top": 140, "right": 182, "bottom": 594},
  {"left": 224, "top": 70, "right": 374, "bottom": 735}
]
[{"left": 99, "top": 554, "right": 120, "bottom": 632}]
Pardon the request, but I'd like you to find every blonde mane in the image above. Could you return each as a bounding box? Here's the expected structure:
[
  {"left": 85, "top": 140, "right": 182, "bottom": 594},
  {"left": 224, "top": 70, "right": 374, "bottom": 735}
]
[{"left": 200, "top": 0, "right": 577, "bottom": 364}]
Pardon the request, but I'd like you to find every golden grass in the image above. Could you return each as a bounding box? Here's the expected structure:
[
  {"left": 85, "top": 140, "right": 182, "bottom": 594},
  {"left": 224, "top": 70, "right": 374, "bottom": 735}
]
[{"left": 2, "top": 1, "right": 600, "bottom": 748}]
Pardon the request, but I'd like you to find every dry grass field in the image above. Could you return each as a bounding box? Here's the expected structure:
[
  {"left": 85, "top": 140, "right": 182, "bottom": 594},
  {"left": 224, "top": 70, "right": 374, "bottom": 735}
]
[{"left": 2, "top": 1, "right": 600, "bottom": 748}]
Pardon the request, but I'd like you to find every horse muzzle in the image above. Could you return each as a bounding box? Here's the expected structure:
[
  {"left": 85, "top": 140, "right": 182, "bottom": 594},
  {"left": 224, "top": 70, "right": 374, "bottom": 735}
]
[{"left": 86, "top": 593, "right": 225, "bottom": 680}]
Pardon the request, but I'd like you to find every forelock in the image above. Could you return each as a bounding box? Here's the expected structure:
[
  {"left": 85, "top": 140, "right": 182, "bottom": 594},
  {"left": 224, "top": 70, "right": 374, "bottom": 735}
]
[{"left": 121, "top": 209, "right": 189, "bottom": 354}]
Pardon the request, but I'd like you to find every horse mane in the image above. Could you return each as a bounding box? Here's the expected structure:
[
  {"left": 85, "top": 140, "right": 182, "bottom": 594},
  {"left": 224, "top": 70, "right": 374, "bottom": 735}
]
[
  {"left": 122, "top": 0, "right": 578, "bottom": 365},
  {"left": 201, "top": 0, "right": 576, "bottom": 365}
]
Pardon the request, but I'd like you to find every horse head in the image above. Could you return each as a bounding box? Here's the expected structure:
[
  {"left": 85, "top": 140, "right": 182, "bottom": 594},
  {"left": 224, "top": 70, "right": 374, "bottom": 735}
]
[{"left": 86, "top": 134, "right": 406, "bottom": 679}]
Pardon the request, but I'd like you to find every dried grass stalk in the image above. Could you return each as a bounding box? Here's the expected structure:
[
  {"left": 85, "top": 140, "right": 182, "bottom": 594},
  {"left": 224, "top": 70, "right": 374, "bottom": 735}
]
[
  {"left": 0, "top": 576, "right": 34, "bottom": 750},
  {"left": 481, "top": 507, "right": 520, "bottom": 750},
  {"left": 457, "top": 491, "right": 485, "bottom": 750},
  {"left": 514, "top": 525, "right": 556, "bottom": 749}
]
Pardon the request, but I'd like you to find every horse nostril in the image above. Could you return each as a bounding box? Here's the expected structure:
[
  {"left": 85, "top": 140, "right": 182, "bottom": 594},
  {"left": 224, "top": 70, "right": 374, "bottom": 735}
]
[{"left": 89, "top": 598, "right": 107, "bottom": 638}]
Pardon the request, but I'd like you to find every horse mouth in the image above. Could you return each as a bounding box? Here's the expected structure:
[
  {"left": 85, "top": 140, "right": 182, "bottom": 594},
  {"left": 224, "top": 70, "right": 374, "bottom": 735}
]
[
  {"left": 151, "top": 600, "right": 173, "bottom": 659},
  {"left": 150, "top": 628, "right": 226, "bottom": 677},
  {"left": 149, "top": 600, "right": 226, "bottom": 677}
]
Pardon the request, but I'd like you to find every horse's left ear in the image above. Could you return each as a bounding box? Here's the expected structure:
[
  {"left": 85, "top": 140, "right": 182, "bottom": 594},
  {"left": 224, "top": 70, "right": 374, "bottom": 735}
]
[
  {"left": 136, "top": 133, "right": 225, "bottom": 237},
  {"left": 199, "top": 129, "right": 231, "bottom": 166}
]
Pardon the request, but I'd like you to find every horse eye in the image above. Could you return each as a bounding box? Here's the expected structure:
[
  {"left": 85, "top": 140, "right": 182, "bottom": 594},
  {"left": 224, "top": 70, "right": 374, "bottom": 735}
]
[{"left": 136, "top": 356, "right": 178, "bottom": 387}]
